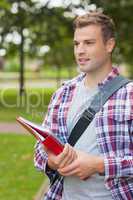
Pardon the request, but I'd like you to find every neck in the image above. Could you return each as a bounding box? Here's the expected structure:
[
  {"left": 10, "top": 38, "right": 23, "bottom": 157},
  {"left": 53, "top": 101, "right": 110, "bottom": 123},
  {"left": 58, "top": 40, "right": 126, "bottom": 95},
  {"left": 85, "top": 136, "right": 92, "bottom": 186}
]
[{"left": 84, "top": 63, "right": 112, "bottom": 88}]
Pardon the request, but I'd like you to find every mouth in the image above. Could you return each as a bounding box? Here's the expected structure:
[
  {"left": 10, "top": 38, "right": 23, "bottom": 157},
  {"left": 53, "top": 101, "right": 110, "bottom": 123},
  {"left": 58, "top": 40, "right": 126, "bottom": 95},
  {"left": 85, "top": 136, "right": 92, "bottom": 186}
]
[{"left": 78, "top": 58, "right": 90, "bottom": 65}]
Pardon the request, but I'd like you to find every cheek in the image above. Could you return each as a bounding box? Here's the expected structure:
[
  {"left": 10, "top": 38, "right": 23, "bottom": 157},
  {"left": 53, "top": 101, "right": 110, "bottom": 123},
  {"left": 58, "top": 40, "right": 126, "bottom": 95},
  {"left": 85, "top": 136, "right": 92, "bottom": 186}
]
[
  {"left": 87, "top": 48, "right": 101, "bottom": 58},
  {"left": 74, "top": 48, "right": 78, "bottom": 58},
  {"left": 86, "top": 45, "right": 99, "bottom": 55},
  {"left": 91, "top": 46, "right": 107, "bottom": 58}
]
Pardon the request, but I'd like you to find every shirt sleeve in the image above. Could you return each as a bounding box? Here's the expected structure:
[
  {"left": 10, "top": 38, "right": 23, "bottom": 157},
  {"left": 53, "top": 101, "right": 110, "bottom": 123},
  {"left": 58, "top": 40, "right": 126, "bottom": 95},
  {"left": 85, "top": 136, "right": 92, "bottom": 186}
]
[
  {"left": 104, "top": 156, "right": 133, "bottom": 179},
  {"left": 34, "top": 141, "right": 56, "bottom": 182},
  {"left": 34, "top": 88, "right": 63, "bottom": 181}
]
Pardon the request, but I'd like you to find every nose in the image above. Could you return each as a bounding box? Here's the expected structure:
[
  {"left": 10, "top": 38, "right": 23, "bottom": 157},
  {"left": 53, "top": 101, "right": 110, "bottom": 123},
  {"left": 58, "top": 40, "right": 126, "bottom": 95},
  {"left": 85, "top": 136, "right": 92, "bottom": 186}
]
[{"left": 76, "top": 43, "right": 86, "bottom": 55}]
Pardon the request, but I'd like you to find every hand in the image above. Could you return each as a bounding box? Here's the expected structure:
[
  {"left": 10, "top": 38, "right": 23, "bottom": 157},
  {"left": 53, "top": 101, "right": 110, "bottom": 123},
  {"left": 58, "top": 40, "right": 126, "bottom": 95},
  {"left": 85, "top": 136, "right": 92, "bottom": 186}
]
[
  {"left": 58, "top": 150, "right": 104, "bottom": 180},
  {"left": 44, "top": 143, "right": 77, "bottom": 170}
]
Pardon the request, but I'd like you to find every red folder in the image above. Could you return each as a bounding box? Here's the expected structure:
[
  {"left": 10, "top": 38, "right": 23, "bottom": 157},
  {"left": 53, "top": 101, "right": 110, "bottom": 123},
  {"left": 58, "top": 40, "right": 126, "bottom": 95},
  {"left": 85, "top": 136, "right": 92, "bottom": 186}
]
[{"left": 16, "top": 116, "right": 64, "bottom": 155}]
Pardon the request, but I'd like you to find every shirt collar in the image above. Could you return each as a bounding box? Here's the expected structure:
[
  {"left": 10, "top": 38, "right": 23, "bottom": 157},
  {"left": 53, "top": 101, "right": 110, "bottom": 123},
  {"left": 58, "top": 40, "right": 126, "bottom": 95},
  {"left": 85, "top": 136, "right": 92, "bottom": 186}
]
[
  {"left": 97, "top": 67, "right": 120, "bottom": 88},
  {"left": 75, "top": 66, "right": 120, "bottom": 89}
]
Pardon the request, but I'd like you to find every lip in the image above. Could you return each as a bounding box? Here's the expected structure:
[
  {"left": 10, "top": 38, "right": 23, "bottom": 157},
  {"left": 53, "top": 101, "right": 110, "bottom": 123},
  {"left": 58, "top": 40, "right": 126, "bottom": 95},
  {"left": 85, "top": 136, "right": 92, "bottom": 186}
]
[{"left": 78, "top": 58, "right": 90, "bottom": 64}]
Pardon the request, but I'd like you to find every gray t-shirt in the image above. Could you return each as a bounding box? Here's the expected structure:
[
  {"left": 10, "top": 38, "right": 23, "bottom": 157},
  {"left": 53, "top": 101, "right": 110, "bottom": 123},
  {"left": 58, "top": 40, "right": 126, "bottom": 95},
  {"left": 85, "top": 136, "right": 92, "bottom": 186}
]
[{"left": 62, "top": 79, "right": 113, "bottom": 200}]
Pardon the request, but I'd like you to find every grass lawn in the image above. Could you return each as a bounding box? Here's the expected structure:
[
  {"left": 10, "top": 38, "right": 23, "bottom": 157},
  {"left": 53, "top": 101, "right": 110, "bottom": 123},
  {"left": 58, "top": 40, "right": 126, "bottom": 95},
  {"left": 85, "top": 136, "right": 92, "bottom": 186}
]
[{"left": 0, "top": 133, "right": 46, "bottom": 200}]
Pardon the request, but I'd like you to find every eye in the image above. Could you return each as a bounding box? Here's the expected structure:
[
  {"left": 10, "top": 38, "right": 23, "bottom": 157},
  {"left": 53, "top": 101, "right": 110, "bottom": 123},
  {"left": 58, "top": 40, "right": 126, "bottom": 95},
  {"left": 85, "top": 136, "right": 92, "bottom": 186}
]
[
  {"left": 85, "top": 41, "right": 95, "bottom": 45},
  {"left": 74, "top": 41, "right": 79, "bottom": 46}
]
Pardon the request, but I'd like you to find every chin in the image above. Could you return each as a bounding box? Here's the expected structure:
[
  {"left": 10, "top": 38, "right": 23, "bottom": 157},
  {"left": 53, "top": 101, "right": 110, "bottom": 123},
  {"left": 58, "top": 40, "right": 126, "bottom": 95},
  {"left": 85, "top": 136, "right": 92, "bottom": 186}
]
[
  {"left": 78, "top": 65, "right": 95, "bottom": 73},
  {"left": 78, "top": 62, "right": 102, "bottom": 73}
]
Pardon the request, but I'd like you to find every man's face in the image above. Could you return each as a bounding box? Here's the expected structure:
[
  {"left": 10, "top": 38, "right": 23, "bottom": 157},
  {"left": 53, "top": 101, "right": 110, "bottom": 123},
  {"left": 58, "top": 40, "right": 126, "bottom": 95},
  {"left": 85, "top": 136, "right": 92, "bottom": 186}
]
[{"left": 74, "top": 25, "right": 114, "bottom": 73}]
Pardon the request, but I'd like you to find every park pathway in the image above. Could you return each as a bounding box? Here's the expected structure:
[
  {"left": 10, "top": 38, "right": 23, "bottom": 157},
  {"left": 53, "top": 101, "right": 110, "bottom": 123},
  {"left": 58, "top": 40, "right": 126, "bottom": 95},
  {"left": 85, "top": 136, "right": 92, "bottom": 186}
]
[{"left": 0, "top": 122, "right": 27, "bottom": 134}]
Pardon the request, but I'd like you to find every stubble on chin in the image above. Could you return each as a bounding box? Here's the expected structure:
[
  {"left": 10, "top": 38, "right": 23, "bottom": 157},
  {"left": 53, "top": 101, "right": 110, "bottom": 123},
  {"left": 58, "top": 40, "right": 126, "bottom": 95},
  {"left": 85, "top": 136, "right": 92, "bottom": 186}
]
[
  {"left": 77, "top": 59, "right": 106, "bottom": 74},
  {"left": 77, "top": 64, "right": 98, "bottom": 73}
]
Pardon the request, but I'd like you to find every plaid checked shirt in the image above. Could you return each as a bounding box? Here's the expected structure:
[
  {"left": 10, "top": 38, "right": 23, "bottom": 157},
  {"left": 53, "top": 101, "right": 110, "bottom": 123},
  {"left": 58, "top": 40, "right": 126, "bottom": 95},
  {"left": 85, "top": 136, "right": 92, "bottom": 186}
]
[{"left": 34, "top": 67, "right": 133, "bottom": 200}]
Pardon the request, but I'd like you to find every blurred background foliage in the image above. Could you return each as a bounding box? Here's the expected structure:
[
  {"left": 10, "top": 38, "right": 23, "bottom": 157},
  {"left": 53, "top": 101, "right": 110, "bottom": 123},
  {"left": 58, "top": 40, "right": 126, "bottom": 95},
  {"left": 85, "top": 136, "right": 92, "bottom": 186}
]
[{"left": 0, "top": 0, "right": 133, "bottom": 76}]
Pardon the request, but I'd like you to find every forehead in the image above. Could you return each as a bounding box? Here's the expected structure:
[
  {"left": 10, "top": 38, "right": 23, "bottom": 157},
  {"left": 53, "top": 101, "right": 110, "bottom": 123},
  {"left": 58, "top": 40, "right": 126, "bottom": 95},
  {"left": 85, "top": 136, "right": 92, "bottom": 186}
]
[{"left": 74, "top": 25, "right": 103, "bottom": 41}]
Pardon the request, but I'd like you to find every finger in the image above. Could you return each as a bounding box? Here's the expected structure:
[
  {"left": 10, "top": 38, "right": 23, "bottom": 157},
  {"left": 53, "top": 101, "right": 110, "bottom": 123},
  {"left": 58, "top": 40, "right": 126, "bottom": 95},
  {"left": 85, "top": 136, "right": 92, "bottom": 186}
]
[
  {"left": 65, "top": 151, "right": 75, "bottom": 166},
  {"left": 59, "top": 145, "right": 75, "bottom": 168},
  {"left": 58, "top": 143, "right": 69, "bottom": 160},
  {"left": 72, "top": 147, "right": 78, "bottom": 160},
  {"left": 58, "top": 167, "right": 79, "bottom": 176},
  {"left": 59, "top": 145, "right": 71, "bottom": 168},
  {"left": 51, "top": 143, "right": 70, "bottom": 167},
  {"left": 59, "top": 160, "right": 78, "bottom": 174},
  {"left": 65, "top": 146, "right": 77, "bottom": 165},
  {"left": 80, "top": 176, "right": 90, "bottom": 181}
]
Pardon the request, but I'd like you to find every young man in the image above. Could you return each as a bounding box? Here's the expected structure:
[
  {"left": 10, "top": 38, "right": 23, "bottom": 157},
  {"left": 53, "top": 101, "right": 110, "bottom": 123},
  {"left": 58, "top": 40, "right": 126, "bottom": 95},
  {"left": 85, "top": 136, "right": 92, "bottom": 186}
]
[{"left": 34, "top": 11, "right": 133, "bottom": 200}]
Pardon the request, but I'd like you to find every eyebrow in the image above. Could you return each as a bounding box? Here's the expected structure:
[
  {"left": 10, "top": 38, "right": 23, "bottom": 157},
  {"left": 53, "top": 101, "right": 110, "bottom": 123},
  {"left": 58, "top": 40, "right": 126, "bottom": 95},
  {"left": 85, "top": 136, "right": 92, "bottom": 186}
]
[{"left": 73, "top": 39, "right": 96, "bottom": 43}]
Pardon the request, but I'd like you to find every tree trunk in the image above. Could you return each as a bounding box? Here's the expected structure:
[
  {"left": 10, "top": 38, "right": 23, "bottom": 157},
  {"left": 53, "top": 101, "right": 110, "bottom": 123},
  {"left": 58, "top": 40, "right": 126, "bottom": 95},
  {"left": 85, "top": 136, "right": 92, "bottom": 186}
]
[{"left": 19, "top": 27, "right": 26, "bottom": 106}]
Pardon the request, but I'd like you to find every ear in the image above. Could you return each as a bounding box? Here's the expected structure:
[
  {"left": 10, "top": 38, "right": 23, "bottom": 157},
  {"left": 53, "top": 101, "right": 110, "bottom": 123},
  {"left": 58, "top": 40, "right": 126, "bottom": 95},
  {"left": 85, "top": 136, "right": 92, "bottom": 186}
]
[{"left": 106, "top": 38, "right": 115, "bottom": 53}]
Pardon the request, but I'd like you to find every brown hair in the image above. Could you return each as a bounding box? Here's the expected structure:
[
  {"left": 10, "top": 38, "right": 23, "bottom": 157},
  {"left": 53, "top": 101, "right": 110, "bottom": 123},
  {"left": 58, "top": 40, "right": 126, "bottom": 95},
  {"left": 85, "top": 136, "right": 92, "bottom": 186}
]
[{"left": 73, "top": 11, "right": 116, "bottom": 42}]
